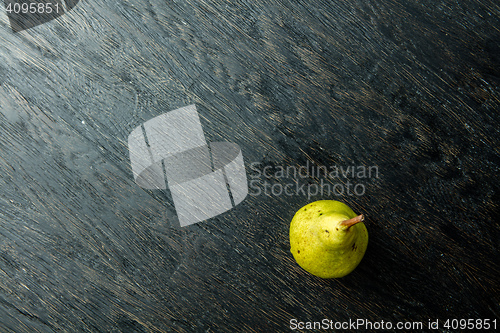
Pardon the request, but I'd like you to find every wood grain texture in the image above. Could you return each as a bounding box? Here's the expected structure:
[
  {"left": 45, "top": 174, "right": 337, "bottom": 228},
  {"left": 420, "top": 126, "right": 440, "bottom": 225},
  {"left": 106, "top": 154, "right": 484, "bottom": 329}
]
[{"left": 0, "top": 0, "right": 499, "bottom": 332}]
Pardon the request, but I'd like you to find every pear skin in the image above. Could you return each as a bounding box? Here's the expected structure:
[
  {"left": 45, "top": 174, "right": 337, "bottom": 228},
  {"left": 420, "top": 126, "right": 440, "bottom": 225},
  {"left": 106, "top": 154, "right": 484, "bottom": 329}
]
[{"left": 290, "top": 200, "right": 368, "bottom": 278}]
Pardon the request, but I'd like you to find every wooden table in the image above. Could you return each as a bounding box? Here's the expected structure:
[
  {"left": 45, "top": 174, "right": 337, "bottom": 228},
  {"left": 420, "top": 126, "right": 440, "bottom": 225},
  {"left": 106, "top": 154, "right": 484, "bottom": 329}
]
[{"left": 0, "top": 0, "right": 499, "bottom": 331}]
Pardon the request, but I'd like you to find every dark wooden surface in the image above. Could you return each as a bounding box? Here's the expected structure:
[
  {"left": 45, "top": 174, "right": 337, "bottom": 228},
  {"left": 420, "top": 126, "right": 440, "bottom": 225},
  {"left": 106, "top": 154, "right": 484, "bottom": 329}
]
[{"left": 0, "top": 0, "right": 499, "bottom": 332}]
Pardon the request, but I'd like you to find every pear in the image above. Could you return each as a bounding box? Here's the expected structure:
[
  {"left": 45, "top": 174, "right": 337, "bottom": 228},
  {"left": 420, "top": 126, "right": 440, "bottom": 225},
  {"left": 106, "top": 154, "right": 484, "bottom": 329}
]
[{"left": 289, "top": 200, "right": 368, "bottom": 278}]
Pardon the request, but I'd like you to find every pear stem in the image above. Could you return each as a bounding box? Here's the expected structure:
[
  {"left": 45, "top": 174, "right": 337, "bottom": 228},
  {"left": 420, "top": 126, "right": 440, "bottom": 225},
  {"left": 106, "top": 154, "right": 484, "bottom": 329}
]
[{"left": 341, "top": 214, "right": 364, "bottom": 229}]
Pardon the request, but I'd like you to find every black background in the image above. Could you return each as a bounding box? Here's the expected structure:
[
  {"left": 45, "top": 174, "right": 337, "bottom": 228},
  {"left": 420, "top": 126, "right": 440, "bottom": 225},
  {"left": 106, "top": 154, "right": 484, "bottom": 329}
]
[{"left": 0, "top": 0, "right": 499, "bottom": 332}]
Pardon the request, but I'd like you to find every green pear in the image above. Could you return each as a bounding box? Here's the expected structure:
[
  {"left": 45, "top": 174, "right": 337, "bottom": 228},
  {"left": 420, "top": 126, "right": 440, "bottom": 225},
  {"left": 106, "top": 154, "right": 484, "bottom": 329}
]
[{"left": 289, "top": 200, "right": 368, "bottom": 278}]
